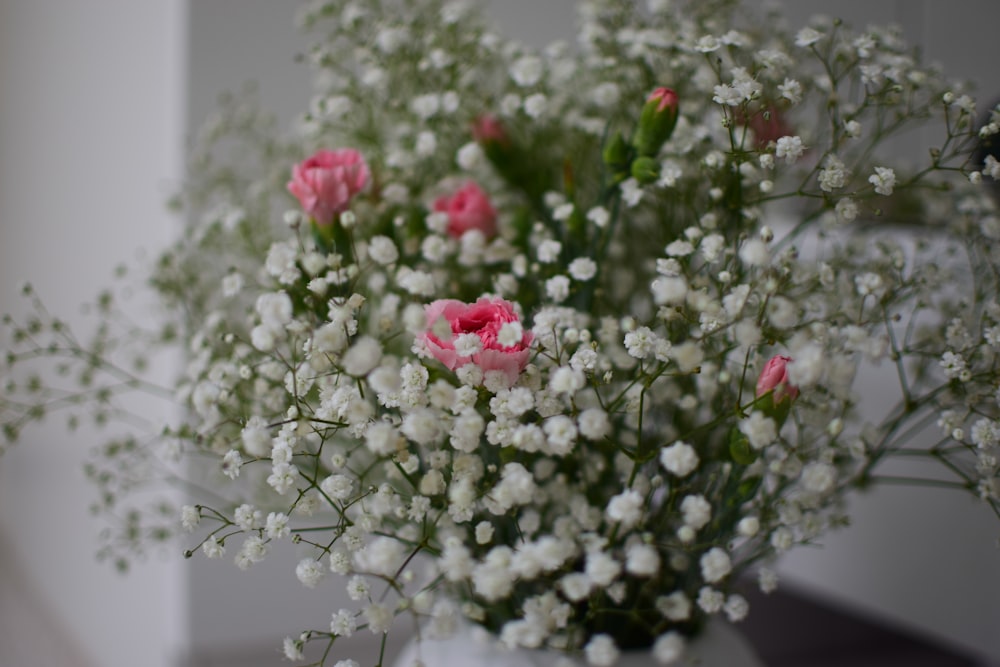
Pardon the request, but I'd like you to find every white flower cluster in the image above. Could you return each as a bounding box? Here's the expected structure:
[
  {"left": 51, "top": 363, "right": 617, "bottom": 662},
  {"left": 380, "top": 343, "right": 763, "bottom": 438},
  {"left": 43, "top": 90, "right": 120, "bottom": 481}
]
[{"left": 4, "top": 1, "right": 1000, "bottom": 667}]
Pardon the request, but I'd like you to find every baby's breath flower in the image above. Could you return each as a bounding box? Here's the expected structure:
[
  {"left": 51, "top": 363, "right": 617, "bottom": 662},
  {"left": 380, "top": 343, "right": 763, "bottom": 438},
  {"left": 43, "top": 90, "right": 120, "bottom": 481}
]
[
  {"left": 795, "top": 27, "right": 822, "bottom": 47},
  {"left": 869, "top": 166, "right": 896, "bottom": 195},
  {"left": 775, "top": 135, "right": 805, "bottom": 161},
  {"left": 584, "top": 634, "right": 620, "bottom": 666},
  {"left": 569, "top": 257, "right": 597, "bottom": 281},
  {"left": 660, "top": 441, "right": 699, "bottom": 477}
]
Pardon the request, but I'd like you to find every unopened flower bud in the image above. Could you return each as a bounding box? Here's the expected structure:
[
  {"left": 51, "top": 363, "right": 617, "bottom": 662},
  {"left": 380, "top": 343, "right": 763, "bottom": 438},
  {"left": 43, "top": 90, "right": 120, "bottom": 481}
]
[
  {"left": 471, "top": 113, "right": 509, "bottom": 148},
  {"left": 603, "top": 131, "right": 630, "bottom": 172},
  {"left": 755, "top": 355, "right": 799, "bottom": 403},
  {"left": 630, "top": 156, "right": 660, "bottom": 184},
  {"left": 632, "top": 87, "right": 679, "bottom": 158}
]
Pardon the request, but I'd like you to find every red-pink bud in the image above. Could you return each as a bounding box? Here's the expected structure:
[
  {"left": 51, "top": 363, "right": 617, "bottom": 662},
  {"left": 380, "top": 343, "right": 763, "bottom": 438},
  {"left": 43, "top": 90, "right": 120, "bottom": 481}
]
[
  {"left": 648, "top": 87, "right": 679, "bottom": 113},
  {"left": 472, "top": 114, "right": 509, "bottom": 146},
  {"left": 756, "top": 355, "right": 799, "bottom": 403},
  {"left": 632, "top": 87, "right": 679, "bottom": 157}
]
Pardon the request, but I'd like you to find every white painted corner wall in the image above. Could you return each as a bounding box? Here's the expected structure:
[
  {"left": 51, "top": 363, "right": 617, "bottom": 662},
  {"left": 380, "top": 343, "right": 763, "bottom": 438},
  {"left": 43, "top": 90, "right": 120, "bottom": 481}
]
[
  {"left": 1, "top": 2, "right": 999, "bottom": 666},
  {"left": 0, "top": 1, "right": 190, "bottom": 666}
]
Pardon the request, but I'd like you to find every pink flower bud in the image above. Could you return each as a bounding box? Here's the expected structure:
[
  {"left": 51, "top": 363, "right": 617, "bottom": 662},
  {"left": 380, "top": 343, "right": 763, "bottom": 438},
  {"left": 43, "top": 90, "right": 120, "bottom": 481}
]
[
  {"left": 287, "top": 149, "right": 369, "bottom": 226},
  {"left": 632, "top": 87, "right": 679, "bottom": 157},
  {"left": 471, "top": 114, "right": 509, "bottom": 147},
  {"left": 648, "top": 87, "right": 679, "bottom": 113},
  {"left": 755, "top": 355, "right": 799, "bottom": 403},
  {"left": 433, "top": 181, "right": 498, "bottom": 239},
  {"left": 420, "top": 297, "right": 533, "bottom": 388}
]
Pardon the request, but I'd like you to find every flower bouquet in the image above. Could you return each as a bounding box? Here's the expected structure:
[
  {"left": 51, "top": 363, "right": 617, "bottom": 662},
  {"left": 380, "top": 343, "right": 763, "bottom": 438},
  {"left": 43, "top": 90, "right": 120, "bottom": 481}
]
[{"left": 4, "top": 0, "right": 1000, "bottom": 665}]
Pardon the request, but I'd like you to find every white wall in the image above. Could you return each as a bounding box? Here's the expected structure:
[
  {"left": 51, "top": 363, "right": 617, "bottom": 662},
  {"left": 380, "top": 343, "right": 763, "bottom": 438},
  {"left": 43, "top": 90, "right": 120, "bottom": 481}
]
[{"left": 0, "top": 1, "right": 189, "bottom": 666}]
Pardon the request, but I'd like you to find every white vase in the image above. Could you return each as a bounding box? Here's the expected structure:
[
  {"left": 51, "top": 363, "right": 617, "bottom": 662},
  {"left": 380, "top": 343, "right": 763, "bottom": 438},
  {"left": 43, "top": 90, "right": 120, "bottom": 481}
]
[{"left": 392, "top": 618, "right": 765, "bottom": 667}]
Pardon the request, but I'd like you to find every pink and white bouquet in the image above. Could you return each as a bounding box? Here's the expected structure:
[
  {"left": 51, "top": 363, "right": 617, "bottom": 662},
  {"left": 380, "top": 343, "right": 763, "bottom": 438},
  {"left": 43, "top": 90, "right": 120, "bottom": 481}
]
[{"left": 4, "top": 0, "right": 1000, "bottom": 665}]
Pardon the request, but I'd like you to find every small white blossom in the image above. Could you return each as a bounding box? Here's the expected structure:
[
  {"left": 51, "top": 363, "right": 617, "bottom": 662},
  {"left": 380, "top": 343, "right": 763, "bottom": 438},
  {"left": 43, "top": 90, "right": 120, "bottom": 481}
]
[
  {"left": 585, "top": 551, "right": 622, "bottom": 586},
  {"left": 775, "top": 135, "right": 805, "bottom": 161},
  {"left": 296, "top": 558, "right": 326, "bottom": 588},
  {"left": 778, "top": 78, "right": 803, "bottom": 104},
  {"left": 984, "top": 155, "right": 1000, "bottom": 180},
  {"left": 587, "top": 206, "right": 610, "bottom": 228},
  {"left": 606, "top": 489, "right": 644, "bottom": 529},
  {"left": 680, "top": 494, "right": 712, "bottom": 530},
  {"left": 537, "top": 239, "right": 562, "bottom": 263},
  {"left": 180, "top": 505, "right": 200, "bottom": 532},
  {"left": 724, "top": 594, "right": 749, "bottom": 622},
  {"left": 739, "top": 239, "right": 769, "bottom": 266},
  {"left": 869, "top": 166, "right": 896, "bottom": 195},
  {"left": 367, "top": 236, "right": 399, "bottom": 265},
  {"left": 695, "top": 35, "right": 721, "bottom": 52},
  {"left": 523, "top": 93, "right": 548, "bottom": 118},
  {"left": 510, "top": 56, "right": 543, "bottom": 87},
  {"left": 818, "top": 155, "right": 847, "bottom": 191},
  {"left": 584, "top": 634, "right": 620, "bottom": 667},
  {"left": 712, "top": 84, "right": 743, "bottom": 107},
  {"left": 546, "top": 275, "right": 571, "bottom": 303},
  {"left": 697, "top": 587, "right": 725, "bottom": 614},
  {"left": 579, "top": 408, "right": 611, "bottom": 440},
  {"left": 739, "top": 411, "right": 777, "bottom": 450},
  {"left": 457, "top": 141, "right": 484, "bottom": 170},
  {"left": 736, "top": 516, "right": 760, "bottom": 537},
  {"left": 835, "top": 197, "right": 859, "bottom": 222},
  {"left": 235, "top": 535, "right": 268, "bottom": 570},
  {"left": 364, "top": 602, "right": 393, "bottom": 634},
  {"left": 591, "top": 82, "right": 620, "bottom": 108},
  {"left": 569, "top": 257, "right": 598, "bottom": 281},
  {"left": 265, "top": 512, "right": 290, "bottom": 540},
  {"left": 283, "top": 636, "right": 304, "bottom": 661},
  {"left": 475, "top": 521, "right": 494, "bottom": 544},
  {"left": 800, "top": 462, "right": 836, "bottom": 495},
  {"left": 657, "top": 591, "right": 691, "bottom": 621},
  {"left": 620, "top": 178, "right": 644, "bottom": 207},
  {"left": 625, "top": 543, "right": 660, "bottom": 577},
  {"left": 940, "top": 351, "right": 968, "bottom": 380},
  {"left": 660, "top": 441, "right": 699, "bottom": 477},
  {"left": 653, "top": 632, "right": 685, "bottom": 664},
  {"left": 795, "top": 27, "right": 822, "bottom": 47},
  {"left": 700, "top": 547, "right": 732, "bottom": 583},
  {"left": 331, "top": 609, "right": 358, "bottom": 637},
  {"left": 342, "top": 335, "right": 383, "bottom": 376}
]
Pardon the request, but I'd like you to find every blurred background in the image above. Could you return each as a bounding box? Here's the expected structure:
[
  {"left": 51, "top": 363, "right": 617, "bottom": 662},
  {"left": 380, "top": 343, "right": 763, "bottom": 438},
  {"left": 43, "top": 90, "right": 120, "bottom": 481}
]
[{"left": 1, "top": 1, "right": 999, "bottom": 665}]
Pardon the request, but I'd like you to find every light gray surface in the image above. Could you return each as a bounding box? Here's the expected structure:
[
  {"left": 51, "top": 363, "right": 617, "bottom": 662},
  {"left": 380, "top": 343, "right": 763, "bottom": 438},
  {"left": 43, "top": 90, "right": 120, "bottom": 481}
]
[{"left": 0, "top": 1, "right": 189, "bottom": 666}]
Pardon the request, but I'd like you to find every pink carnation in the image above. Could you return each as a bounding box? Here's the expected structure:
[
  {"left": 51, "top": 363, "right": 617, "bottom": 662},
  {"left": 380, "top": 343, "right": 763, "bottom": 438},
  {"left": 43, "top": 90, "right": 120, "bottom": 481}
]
[
  {"left": 420, "top": 297, "right": 532, "bottom": 387},
  {"left": 287, "top": 149, "right": 369, "bottom": 226},
  {"left": 755, "top": 355, "right": 799, "bottom": 402},
  {"left": 433, "top": 181, "right": 497, "bottom": 239}
]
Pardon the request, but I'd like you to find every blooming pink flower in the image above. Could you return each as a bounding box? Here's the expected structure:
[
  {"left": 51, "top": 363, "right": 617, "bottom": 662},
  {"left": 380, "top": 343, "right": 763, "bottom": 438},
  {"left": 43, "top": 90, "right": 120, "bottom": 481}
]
[
  {"left": 755, "top": 355, "right": 799, "bottom": 402},
  {"left": 433, "top": 181, "right": 497, "bottom": 239},
  {"left": 420, "top": 297, "right": 532, "bottom": 387},
  {"left": 287, "top": 149, "right": 369, "bottom": 226}
]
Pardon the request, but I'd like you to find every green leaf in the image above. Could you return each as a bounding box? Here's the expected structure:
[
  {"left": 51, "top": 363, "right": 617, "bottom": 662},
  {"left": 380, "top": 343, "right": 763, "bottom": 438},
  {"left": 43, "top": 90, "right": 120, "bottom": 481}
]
[{"left": 728, "top": 428, "right": 756, "bottom": 465}]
